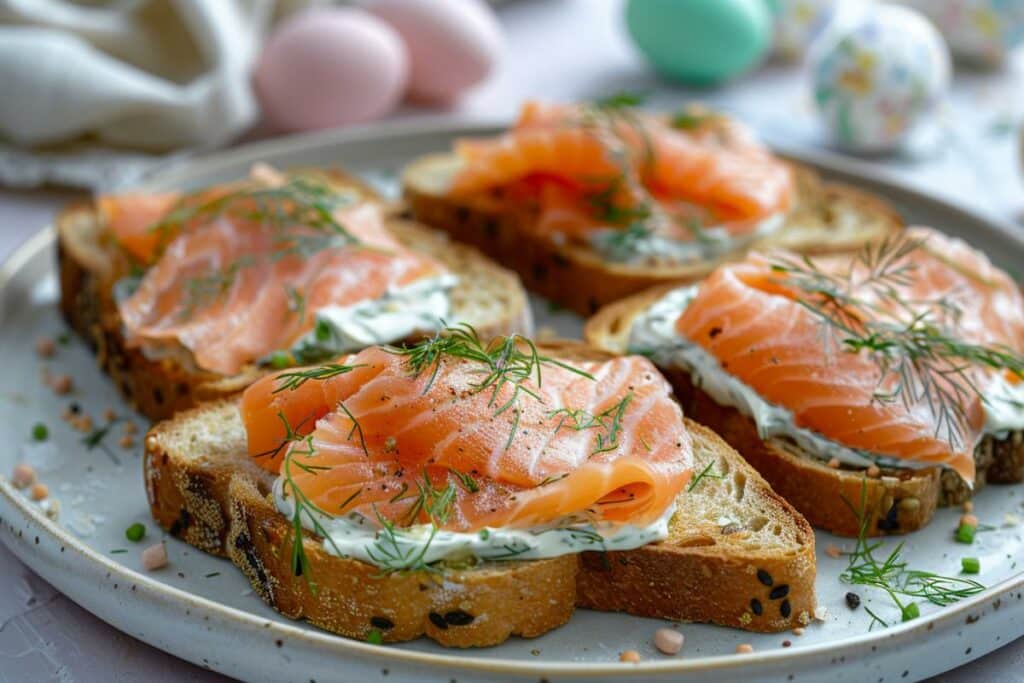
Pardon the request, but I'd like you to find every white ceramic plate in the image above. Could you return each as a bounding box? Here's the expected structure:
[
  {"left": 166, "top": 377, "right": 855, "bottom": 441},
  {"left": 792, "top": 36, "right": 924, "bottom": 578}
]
[{"left": 2, "top": 122, "right": 1024, "bottom": 683}]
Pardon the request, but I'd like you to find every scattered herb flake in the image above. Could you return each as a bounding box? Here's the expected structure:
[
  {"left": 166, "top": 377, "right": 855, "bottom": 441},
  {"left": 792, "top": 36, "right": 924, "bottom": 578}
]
[
  {"left": 31, "top": 423, "right": 48, "bottom": 442},
  {"left": 955, "top": 523, "right": 977, "bottom": 544},
  {"left": 840, "top": 482, "right": 984, "bottom": 629}
]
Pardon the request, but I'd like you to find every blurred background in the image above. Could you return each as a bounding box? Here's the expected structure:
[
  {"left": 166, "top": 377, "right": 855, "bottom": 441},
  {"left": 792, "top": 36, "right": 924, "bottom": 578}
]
[{"left": 1, "top": 0, "right": 1023, "bottom": 681}]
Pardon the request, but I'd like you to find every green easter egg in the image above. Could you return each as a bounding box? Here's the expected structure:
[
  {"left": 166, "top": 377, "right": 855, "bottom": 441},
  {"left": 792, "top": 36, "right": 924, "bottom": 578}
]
[{"left": 626, "top": 0, "right": 772, "bottom": 85}]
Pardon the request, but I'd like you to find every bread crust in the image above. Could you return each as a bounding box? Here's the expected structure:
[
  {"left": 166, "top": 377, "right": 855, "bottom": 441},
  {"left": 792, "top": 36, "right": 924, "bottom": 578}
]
[
  {"left": 58, "top": 174, "right": 532, "bottom": 422},
  {"left": 403, "top": 153, "right": 904, "bottom": 316},
  {"left": 143, "top": 343, "right": 817, "bottom": 645},
  {"left": 584, "top": 286, "right": 1024, "bottom": 537},
  {"left": 578, "top": 421, "right": 817, "bottom": 633}
]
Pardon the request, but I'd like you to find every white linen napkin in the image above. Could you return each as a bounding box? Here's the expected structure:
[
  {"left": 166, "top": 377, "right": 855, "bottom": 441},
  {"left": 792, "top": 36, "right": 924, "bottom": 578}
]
[{"left": 0, "top": 0, "right": 317, "bottom": 189}]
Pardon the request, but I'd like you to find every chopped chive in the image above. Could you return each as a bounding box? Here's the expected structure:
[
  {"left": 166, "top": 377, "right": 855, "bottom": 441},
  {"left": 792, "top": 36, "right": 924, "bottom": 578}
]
[
  {"left": 479, "top": 529, "right": 490, "bottom": 541},
  {"left": 314, "top": 320, "right": 332, "bottom": 342},
  {"left": 955, "top": 523, "right": 976, "bottom": 544},
  {"left": 961, "top": 557, "right": 980, "bottom": 574},
  {"left": 56, "top": 332, "right": 70, "bottom": 345},
  {"left": 110, "top": 549, "right": 128, "bottom": 554},
  {"left": 366, "top": 628, "right": 383, "bottom": 645},
  {"left": 31, "top": 423, "right": 48, "bottom": 441},
  {"left": 205, "top": 571, "right": 221, "bottom": 578},
  {"left": 901, "top": 602, "right": 920, "bottom": 621},
  {"left": 269, "top": 351, "right": 291, "bottom": 369},
  {"left": 125, "top": 522, "right": 146, "bottom": 543}
]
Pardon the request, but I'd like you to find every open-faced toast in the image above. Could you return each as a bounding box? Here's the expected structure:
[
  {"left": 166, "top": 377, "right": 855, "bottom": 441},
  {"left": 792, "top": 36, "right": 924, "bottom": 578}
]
[
  {"left": 143, "top": 341, "right": 817, "bottom": 647},
  {"left": 58, "top": 169, "right": 532, "bottom": 421},
  {"left": 403, "top": 109, "right": 903, "bottom": 316},
  {"left": 585, "top": 269, "right": 1024, "bottom": 539}
]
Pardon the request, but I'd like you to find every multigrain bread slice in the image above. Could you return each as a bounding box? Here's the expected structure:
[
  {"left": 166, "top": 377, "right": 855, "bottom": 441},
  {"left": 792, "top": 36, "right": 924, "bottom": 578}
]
[
  {"left": 143, "top": 342, "right": 816, "bottom": 646},
  {"left": 402, "top": 153, "right": 903, "bottom": 316},
  {"left": 58, "top": 170, "right": 532, "bottom": 422},
  {"left": 585, "top": 286, "right": 1024, "bottom": 538}
]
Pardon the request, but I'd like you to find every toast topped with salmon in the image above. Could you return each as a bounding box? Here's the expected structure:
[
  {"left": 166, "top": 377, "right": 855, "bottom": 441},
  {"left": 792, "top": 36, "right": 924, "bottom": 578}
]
[
  {"left": 143, "top": 330, "right": 817, "bottom": 647},
  {"left": 403, "top": 100, "right": 903, "bottom": 315},
  {"left": 586, "top": 228, "right": 1024, "bottom": 536},
  {"left": 59, "top": 166, "right": 531, "bottom": 420}
]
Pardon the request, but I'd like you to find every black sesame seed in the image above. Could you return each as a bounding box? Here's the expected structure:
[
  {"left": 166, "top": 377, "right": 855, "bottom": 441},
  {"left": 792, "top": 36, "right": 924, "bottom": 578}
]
[
  {"left": 69, "top": 402, "right": 82, "bottom": 415},
  {"left": 428, "top": 612, "right": 448, "bottom": 630},
  {"left": 780, "top": 599, "right": 792, "bottom": 618},
  {"left": 757, "top": 569, "right": 773, "bottom": 586},
  {"left": 444, "top": 610, "right": 475, "bottom": 626},
  {"left": 846, "top": 592, "right": 861, "bottom": 610},
  {"left": 370, "top": 616, "right": 395, "bottom": 630},
  {"left": 750, "top": 598, "right": 763, "bottom": 616},
  {"left": 770, "top": 584, "right": 790, "bottom": 600}
]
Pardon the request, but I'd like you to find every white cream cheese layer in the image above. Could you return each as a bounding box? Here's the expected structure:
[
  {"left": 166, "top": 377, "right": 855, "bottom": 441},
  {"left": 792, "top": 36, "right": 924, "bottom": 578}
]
[
  {"left": 629, "top": 285, "right": 1024, "bottom": 469},
  {"left": 273, "top": 478, "right": 675, "bottom": 567},
  {"left": 590, "top": 213, "right": 785, "bottom": 265},
  {"left": 984, "top": 374, "right": 1024, "bottom": 435},
  {"left": 289, "top": 273, "right": 459, "bottom": 359}
]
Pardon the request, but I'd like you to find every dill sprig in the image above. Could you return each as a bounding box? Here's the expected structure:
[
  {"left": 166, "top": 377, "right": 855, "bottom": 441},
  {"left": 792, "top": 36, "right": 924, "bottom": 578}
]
[
  {"left": 547, "top": 392, "right": 634, "bottom": 455},
  {"left": 149, "top": 175, "right": 361, "bottom": 250},
  {"left": 147, "top": 175, "right": 365, "bottom": 316},
  {"left": 840, "top": 482, "right": 984, "bottom": 627},
  {"left": 275, "top": 411, "right": 345, "bottom": 589},
  {"left": 686, "top": 461, "right": 723, "bottom": 492},
  {"left": 82, "top": 417, "right": 123, "bottom": 465},
  {"left": 178, "top": 254, "right": 256, "bottom": 319},
  {"left": 364, "top": 468, "right": 467, "bottom": 574},
  {"left": 770, "top": 234, "right": 1024, "bottom": 450},
  {"left": 271, "top": 362, "right": 363, "bottom": 393},
  {"left": 386, "top": 323, "right": 594, "bottom": 449}
]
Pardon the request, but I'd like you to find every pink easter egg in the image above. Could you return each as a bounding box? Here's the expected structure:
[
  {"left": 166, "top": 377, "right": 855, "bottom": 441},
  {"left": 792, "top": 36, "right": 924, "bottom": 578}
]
[
  {"left": 369, "top": 0, "right": 502, "bottom": 103},
  {"left": 254, "top": 7, "right": 408, "bottom": 132}
]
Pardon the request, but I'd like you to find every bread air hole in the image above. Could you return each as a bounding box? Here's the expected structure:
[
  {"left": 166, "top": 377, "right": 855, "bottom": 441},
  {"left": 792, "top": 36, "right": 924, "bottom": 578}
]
[
  {"left": 733, "top": 472, "right": 747, "bottom": 503},
  {"left": 747, "top": 516, "right": 768, "bottom": 532},
  {"left": 677, "top": 535, "right": 716, "bottom": 548}
]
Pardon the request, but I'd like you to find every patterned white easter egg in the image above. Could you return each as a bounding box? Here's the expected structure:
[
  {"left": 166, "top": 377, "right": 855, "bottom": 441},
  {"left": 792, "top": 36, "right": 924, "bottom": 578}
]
[
  {"left": 895, "top": 0, "right": 1024, "bottom": 66},
  {"left": 767, "top": 0, "right": 839, "bottom": 60},
  {"left": 808, "top": 4, "right": 951, "bottom": 152}
]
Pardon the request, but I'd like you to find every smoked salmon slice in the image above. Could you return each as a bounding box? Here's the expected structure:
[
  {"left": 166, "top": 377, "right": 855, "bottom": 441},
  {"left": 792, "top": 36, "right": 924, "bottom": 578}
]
[
  {"left": 447, "top": 100, "right": 794, "bottom": 245},
  {"left": 674, "top": 227, "right": 1024, "bottom": 484},
  {"left": 240, "top": 333, "right": 693, "bottom": 532},
  {"left": 104, "top": 171, "right": 451, "bottom": 376}
]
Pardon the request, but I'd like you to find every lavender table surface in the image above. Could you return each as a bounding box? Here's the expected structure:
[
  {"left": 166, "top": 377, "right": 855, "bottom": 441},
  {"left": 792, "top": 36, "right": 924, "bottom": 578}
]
[{"left": 2, "top": 1, "right": 1024, "bottom": 681}]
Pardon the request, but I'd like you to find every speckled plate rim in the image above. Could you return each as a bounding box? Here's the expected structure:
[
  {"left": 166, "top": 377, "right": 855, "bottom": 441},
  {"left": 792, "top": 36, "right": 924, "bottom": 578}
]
[{"left": 1, "top": 119, "right": 1023, "bottom": 682}]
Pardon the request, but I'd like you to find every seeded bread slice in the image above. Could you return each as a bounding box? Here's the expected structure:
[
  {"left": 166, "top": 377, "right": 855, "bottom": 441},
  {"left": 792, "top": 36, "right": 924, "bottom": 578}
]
[
  {"left": 58, "top": 169, "right": 532, "bottom": 422},
  {"left": 402, "top": 153, "right": 903, "bottom": 316},
  {"left": 584, "top": 286, "right": 1024, "bottom": 538},
  {"left": 142, "top": 342, "right": 816, "bottom": 646}
]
